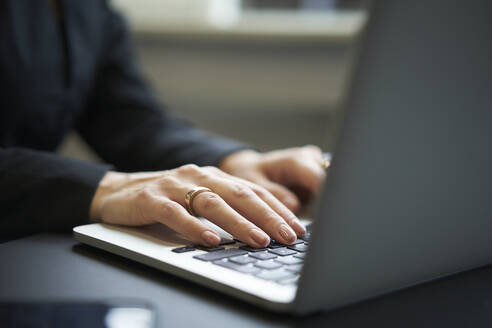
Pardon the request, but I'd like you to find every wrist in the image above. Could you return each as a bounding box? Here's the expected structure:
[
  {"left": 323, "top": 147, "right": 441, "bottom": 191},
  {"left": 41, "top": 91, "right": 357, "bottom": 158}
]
[{"left": 90, "top": 171, "right": 128, "bottom": 220}]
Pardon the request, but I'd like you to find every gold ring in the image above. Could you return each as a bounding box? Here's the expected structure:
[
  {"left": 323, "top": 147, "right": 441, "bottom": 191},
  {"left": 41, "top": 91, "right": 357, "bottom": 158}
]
[
  {"left": 184, "top": 187, "right": 213, "bottom": 216},
  {"left": 320, "top": 158, "right": 331, "bottom": 170}
]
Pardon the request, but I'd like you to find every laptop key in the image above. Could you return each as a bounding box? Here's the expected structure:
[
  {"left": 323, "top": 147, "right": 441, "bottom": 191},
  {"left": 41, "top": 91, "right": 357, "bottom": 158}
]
[
  {"left": 194, "top": 248, "right": 247, "bottom": 261},
  {"left": 196, "top": 245, "right": 225, "bottom": 252},
  {"left": 213, "top": 259, "right": 261, "bottom": 274},
  {"left": 240, "top": 246, "right": 269, "bottom": 252},
  {"left": 254, "top": 260, "right": 283, "bottom": 270},
  {"left": 249, "top": 251, "right": 277, "bottom": 261},
  {"left": 171, "top": 246, "right": 196, "bottom": 253},
  {"left": 300, "top": 232, "right": 311, "bottom": 241},
  {"left": 268, "top": 239, "right": 302, "bottom": 248},
  {"left": 255, "top": 269, "right": 294, "bottom": 281},
  {"left": 229, "top": 255, "right": 257, "bottom": 265},
  {"left": 293, "top": 253, "right": 306, "bottom": 259},
  {"left": 287, "top": 243, "right": 308, "bottom": 253},
  {"left": 275, "top": 256, "right": 303, "bottom": 265},
  {"left": 268, "top": 247, "right": 297, "bottom": 256},
  {"left": 267, "top": 240, "right": 284, "bottom": 249}
]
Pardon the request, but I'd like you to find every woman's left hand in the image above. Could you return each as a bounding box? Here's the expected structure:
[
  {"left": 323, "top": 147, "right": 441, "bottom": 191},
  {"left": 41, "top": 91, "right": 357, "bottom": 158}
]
[{"left": 219, "top": 145, "right": 327, "bottom": 214}]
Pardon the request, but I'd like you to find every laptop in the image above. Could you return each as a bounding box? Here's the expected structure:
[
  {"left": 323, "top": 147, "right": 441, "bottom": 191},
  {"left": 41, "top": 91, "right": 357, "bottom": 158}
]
[{"left": 74, "top": 0, "right": 492, "bottom": 315}]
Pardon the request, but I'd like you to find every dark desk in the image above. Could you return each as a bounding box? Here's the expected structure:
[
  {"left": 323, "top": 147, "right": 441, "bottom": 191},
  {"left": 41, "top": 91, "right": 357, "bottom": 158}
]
[{"left": 1, "top": 234, "right": 492, "bottom": 327}]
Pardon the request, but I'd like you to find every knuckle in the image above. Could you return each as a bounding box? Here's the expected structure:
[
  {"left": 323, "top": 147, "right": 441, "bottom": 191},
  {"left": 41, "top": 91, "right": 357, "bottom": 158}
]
[
  {"left": 178, "top": 164, "right": 212, "bottom": 180},
  {"left": 198, "top": 170, "right": 212, "bottom": 180},
  {"left": 206, "top": 166, "right": 224, "bottom": 177},
  {"left": 136, "top": 187, "right": 154, "bottom": 203},
  {"left": 158, "top": 175, "right": 180, "bottom": 186},
  {"left": 282, "top": 214, "right": 297, "bottom": 225},
  {"left": 303, "top": 145, "right": 322, "bottom": 159},
  {"left": 195, "top": 192, "right": 222, "bottom": 210},
  {"left": 252, "top": 185, "right": 269, "bottom": 198},
  {"left": 177, "top": 164, "right": 201, "bottom": 175},
  {"left": 160, "top": 201, "right": 181, "bottom": 217},
  {"left": 231, "top": 183, "right": 254, "bottom": 200},
  {"left": 203, "top": 166, "right": 220, "bottom": 173},
  {"left": 264, "top": 212, "right": 282, "bottom": 224},
  {"left": 304, "top": 144, "right": 321, "bottom": 153}
]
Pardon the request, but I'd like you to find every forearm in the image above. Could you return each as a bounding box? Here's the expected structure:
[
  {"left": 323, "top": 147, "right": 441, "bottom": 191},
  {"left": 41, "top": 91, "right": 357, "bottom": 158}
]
[
  {"left": 0, "top": 147, "right": 110, "bottom": 239},
  {"left": 78, "top": 103, "right": 251, "bottom": 172}
]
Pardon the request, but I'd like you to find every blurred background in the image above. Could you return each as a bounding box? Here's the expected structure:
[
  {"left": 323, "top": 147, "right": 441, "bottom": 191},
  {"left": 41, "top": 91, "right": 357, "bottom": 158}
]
[{"left": 59, "top": 0, "right": 368, "bottom": 161}]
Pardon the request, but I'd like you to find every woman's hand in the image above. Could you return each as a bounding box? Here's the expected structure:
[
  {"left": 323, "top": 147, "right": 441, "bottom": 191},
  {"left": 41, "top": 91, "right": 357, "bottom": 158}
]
[
  {"left": 219, "top": 146, "right": 327, "bottom": 214},
  {"left": 90, "top": 165, "right": 305, "bottom": 248}
]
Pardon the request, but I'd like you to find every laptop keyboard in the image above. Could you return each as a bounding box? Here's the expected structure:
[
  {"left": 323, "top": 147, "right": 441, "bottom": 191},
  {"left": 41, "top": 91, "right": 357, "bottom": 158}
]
[{"left": 172, "top": 228, "right": 312, "bottom": 286}]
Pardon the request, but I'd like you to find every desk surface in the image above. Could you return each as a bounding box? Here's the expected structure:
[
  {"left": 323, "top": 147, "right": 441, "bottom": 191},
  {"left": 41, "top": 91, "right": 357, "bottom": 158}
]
[{"left": 1, "top": 234, "right": 492, "bottom": 327}]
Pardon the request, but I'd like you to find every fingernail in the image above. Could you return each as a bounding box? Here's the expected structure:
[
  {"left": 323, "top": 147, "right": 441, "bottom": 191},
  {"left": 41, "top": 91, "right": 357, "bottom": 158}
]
[
  {"left": 201, "top": 231, "right": 221, "bottom": 246},
  {"left": 249, "top": 228, "right": 270, "bottom": 247},
  {"left": 292, "top": 219, "right": 306, "bottom": 236},
  {"left": 279, "top": 224, "right": 296, "bottom": 244}
]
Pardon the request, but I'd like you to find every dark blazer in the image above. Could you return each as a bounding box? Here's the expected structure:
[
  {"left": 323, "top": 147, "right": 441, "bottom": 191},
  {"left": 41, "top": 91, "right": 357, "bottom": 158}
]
[{"left": 0, "top": 0, "right": 248, "bottom": 241}]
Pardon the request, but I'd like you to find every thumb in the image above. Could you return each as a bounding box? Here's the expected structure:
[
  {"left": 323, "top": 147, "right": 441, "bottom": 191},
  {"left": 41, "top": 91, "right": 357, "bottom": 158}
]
[{"left": 255, "top": 177, "right": 301, "bottom": 214}]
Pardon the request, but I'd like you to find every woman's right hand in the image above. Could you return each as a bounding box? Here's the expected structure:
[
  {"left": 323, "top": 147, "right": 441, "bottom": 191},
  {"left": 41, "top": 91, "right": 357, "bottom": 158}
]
[{"left": 89, "top": 164, "right": 305, "bottom": 248}]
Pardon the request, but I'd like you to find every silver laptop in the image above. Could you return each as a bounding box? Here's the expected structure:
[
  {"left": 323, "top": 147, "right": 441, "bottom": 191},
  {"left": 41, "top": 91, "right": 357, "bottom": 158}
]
[{"left": 74, "top": 0, "right": 492, "bottom": 314}]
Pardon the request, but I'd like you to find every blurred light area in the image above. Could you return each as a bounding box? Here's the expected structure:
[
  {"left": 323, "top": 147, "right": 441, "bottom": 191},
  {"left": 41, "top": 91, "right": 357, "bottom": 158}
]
[
  {"left": 208, "top": 0, "right": 241, "bottom": 29},
  {"left": 110, "top": 0, "right": 367, "bottom": 40},
  {"left": 105, "top": 0, "right": 369, "bottom": 152},
  {"left": 105, "top": 307, "right": 154, "bottom": 328},
  {"left": 59, "top": 0, "right": 369, "bottom": 161}
]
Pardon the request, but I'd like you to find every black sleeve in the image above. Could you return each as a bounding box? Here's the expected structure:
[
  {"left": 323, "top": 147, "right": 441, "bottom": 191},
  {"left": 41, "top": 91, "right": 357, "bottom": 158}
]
[
  {"left": 77, "top": 3, "right": 250, "bottom": 172},
  {"left": 0, "top": 147, "right": 110, "bottom": 241}
]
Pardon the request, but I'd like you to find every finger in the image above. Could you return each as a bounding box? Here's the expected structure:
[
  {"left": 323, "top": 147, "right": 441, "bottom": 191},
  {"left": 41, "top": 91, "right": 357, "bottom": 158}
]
[
  {"left": 191, "top": 191, "right": 271, "bottom": 248},
  {"left": 229, "top": 177, "right": 306, "bottom": 237},
  {"left": 253, "top": 177, "right": 300, "bottom": 213},
  {"left": 300, "top": 145, "right": 326, "bottom": 192},
  {"left": 246, "top": 180, "right": 306, "bottom": 237},
  {"left": 139, "top": 191, "right": 222, "bottom": 247},
  {"left": 202, "top": 168, "right": 304, "bottom": 236},
  {"left": 153, "top": 172, "right": 267, "bottom": 247},
  {"left": 303, "top": 144, "right": 324, "bottom": 161},
  {"left": 284, "top": 156, "right": 326, "bottom": 195},
  {"left": 207, "top": 178, "right": 298, "bottom": 245}
]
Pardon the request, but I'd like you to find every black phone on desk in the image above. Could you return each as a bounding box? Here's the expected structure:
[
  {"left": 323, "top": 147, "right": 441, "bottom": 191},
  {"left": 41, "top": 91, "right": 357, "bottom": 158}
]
[{"left": 0, "top": 299, "right": 156, "bottom": 328}]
